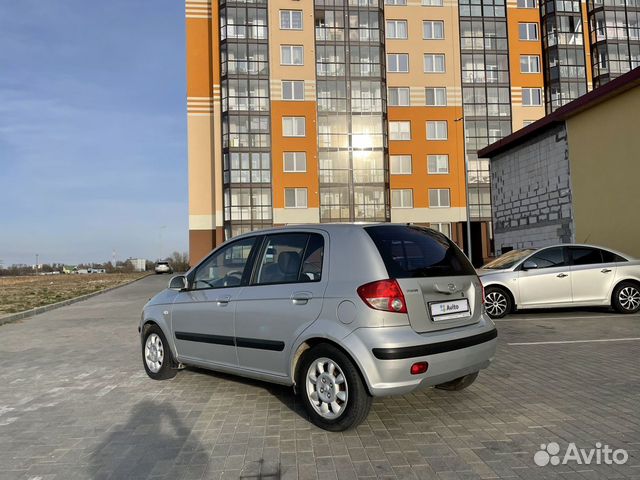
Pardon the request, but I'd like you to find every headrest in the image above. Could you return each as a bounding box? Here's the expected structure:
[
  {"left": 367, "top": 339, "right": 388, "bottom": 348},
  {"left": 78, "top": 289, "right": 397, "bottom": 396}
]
[{"left": 278, "top": 251, "right": 301, "bottom": 275}]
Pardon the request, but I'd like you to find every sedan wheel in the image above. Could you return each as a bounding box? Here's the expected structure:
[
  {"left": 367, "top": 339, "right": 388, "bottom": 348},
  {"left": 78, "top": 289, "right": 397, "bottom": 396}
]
[
  {"left": 484, "top": 287, "right": 512, "bottom": 319},
  {"left": 613, "top": 282, "right": 640, "bottom": 314}
]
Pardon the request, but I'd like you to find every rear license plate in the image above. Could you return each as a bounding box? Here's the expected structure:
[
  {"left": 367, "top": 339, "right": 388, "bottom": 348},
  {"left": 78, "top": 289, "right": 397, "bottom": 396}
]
[{"left": 429, "top": 299, "right": 471, "bottom": 321}]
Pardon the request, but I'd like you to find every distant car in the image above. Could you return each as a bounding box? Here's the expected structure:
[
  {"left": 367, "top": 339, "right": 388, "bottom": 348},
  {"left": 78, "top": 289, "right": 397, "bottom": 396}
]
[
  {"left": 139, "top": 224, "right": 497, "bottom": 431},
  {"left": 478, "top": 244, "right": 640, "bottom": 318},
  {"left": 154, "top": 261, "right": 173, "bottom": 275}
]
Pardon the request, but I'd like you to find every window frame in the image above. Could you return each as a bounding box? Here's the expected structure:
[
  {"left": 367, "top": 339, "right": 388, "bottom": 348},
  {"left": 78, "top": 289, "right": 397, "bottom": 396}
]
[
  {"left": 390, "top": 154, "right": 412, "bottom": 174},
  {"left": 391, "top": 189, "right": 414, "bottom": 208},
  {"left": 522, "top": 87, "right": 543, "bottom": 106},
  {"left": 388, "top": 86, "right": 411, "bottom": 106},
  {"left": 428, "top": 188, "right": 451, "bottom": 208},
  {"left": 427, "top": 154, "right": 449, "bottom": 174},
  {"left": 386, "top": 19, "right": 408, "bottom": 39},
  {"left": 280, "top": 45, "right": 304, "bottom": 66},
  {"left": 282, "top": 80, "right": 305, "bottom": 101},
  {"left": 519, "top": 22, "right": 539, "bottom": 41},
  {"left": 424, "top": 53, "right": 446, "bottom": 73},
  {"left": 284, "top": 187, "right": 308, "bottom": 209},
  {"left": 282, "top": 116, "right": 306, "bottom": 137},
  {"left": 279, "top": 10, "right": 303, "bottom": 30},
  {"left": 425, "top": 87, "right": 447, "bottom": 106},
  {"left": 283, "top": 152, "right": 307, "bottom": 173},
  {"left": 389, "top": 120, "right": 412, "bottom": 140},
  {"left": 387, "top": 53, "right": 410, "bottom": 73},
  {"left": 426, "top": 120, "right": 448, "bottom": 140},
  {"left": 520, "top": 55, "right": 541, "bottom": 74},
  {"left": 423, "top": 20, "right": 445, "bottom": 39}
]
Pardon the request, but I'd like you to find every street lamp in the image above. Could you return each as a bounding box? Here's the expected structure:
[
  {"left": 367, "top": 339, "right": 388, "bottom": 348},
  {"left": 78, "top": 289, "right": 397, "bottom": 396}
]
[{"left": 455, "top": 116, "right": 473, "bottom": 264}]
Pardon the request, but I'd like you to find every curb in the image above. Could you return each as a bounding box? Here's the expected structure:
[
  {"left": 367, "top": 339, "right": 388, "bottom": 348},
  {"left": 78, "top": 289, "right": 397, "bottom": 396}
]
[{"left": 0, "top": 274, "right": 153, "bottom": 327}]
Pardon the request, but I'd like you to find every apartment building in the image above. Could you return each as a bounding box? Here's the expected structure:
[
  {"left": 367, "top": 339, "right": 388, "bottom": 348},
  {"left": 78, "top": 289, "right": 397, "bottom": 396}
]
[{"left": 185, "top": 0, "right": 639, "bottom": 265}]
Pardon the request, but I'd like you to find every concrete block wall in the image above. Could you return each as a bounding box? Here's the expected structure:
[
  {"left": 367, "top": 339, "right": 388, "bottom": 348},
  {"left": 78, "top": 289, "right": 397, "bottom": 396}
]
[{"left": 490, "top": 124, "right": 575, "bottom": 254}]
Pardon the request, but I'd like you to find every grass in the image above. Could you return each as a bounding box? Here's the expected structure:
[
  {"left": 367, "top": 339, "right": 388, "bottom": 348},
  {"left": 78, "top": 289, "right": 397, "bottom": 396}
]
[{"left": 0, "top": 273, "right": 147, "bottom": 315}]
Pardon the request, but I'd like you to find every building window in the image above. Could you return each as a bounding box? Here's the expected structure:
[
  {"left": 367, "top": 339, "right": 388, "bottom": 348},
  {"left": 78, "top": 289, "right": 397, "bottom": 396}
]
[
  {"left": 390, "top": 155, "right": 412, "bottom": 174},
  {"left": 385, "top": 0, "right": 407, "bottom": 4},
  {"left": 423, "top": 21, "right": 444, "bottom": 39},
  {"left": 427, "top": 154, "right": 449, "bottom": 174},
  {"left": 388, "top": 87, "right": 410, "bottom": 106},
  {"left": 280, "top": 10, "right": 302, "bottom": 30},
  {"left": 283, "top": 152, "right": 307, "bottom": 172},
  {"left": 520, "top": 55, "right": 540, "bottom": 73},
  {"left": 522, "top": 88, "right": 542, "bottom": 106},
  {"left": 424, "top": 54, "right": 445, "bottom": 72},
  {"left": 389, "top": 121, "right": 411, "bottom": 140},
  {"left": 285, "top": 188, "right": 308, "bottom": 208},
  {"left": 281, "top": 45, "right": 304, "bottom": 65},
  {"left": 422, "top": 0, "right": 443, "bottom": 5},
  {"left": 431, "top": 222, "right": 451, "bottom": 237},
  {"left": 519, "top": 23, "right": 539, "bottom": 41},
  {"left": 282, "top": 117, "right": 306, "bottom": 137},
  {"left": 391, "top": 189, "right": 413, "bottom": 208},
  {"left": 517, "top": 0, "right": 537, "bottom": 7},
  {"left": 282, "top": 80, "right": 304, "bottom": 100},
  {"left": 425, "top": 87, "right": 447, "bottom": 106},
  {"left": 386, "top": 20, "right": 408, "bottom": 39},
  {"left": 426, "top": 120, "right": 447, "bottom": 140},
  {"left": 429, "top": 188, "right": 450, "bottom": 207},
  {"left": 387, "top": 53, "right": 409, "bottom": 72}
]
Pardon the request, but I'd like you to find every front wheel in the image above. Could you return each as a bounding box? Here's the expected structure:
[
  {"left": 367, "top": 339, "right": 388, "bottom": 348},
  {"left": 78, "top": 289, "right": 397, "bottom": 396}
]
[
  {"left": 142, "top": 324, "right": 177, "bottom": 380},
  {"left": 612, "top": 281, "right": 640, "bottom": 314},
  {"left": 484, "top": 287, "right": 512, "bottom": 319},
  {"left": 298, "top": 344, "right": 372, "bottom": 432}
]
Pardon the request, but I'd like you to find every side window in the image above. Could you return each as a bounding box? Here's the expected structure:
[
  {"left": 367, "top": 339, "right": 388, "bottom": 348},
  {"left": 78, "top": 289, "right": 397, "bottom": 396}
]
[
  {"left": 255, "top": 233, "right": 324, "bottom": 285},
  {"left": 570, "top": 247, "right": 603, "bottom": 266},
  {"left": 601, "top": 249, "right": 627, "bottom": 263},
  {"left": 193, "top": 237, "right": 257, "bottom": 289},
  {"left": 529, "top": 247, "right": 566, "bottom": 269}
]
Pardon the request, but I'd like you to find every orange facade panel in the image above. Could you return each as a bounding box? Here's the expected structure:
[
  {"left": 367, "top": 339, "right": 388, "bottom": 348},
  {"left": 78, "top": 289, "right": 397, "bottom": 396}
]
[
  {"left": 186, "top": 18, "right": 213, "bottom": 97},
  {"left": 507, "top": 8, "right": 544, "bottom": 88},
  {"left": 270, "top": 101, "right": 319, "bottom": 209},
  {"left": 387, "top": 106, "right": 466, "bottom": 209}
]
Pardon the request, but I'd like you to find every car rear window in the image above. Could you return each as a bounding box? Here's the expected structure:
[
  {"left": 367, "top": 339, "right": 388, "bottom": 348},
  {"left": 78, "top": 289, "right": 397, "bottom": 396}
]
[{"left": 365, "top": 226, "right": 475, "bottom": 278}]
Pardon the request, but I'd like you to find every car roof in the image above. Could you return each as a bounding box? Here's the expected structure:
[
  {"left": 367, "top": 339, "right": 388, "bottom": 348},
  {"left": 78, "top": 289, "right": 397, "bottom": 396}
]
[
  {"left": 231, "top": 222, "right": 416, "bottom": 238},
  {"left": 516, "top": 244, "right": 632, "bottom": 260}
]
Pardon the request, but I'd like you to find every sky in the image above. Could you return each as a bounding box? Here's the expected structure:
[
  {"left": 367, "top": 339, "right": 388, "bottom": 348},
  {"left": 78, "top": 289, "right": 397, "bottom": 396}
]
[{"left": 0, "top": 1, "right": 188, "bottom": 266}]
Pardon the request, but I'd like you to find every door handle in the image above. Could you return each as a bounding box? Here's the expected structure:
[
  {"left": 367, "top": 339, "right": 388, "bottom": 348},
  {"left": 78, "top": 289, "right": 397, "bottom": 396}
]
[
  {"left": 601, "top": 268, "right": 612, "bottom": 273},
  {"left": 557, "top": 273, "right": 568, "bottom": 278},
  {"left": 216, "top": 295, "right": 231, "bottom": 306},
  {"left": 292, "top": 292, "right": 312, "bottom": 305}
]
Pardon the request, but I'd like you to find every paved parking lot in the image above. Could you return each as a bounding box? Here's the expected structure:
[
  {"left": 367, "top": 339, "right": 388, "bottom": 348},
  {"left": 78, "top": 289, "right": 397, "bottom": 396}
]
[{"left": 1, "top": 275, "right": 638, "bottom": 480}]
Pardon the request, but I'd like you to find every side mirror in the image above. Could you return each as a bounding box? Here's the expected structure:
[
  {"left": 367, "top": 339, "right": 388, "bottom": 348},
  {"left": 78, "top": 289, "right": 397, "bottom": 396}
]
[
  {"left": 169, "top": 275, "right": 188, "bottom": 291},
  {"left": 522, "top": 260, "right": 538, "bottom": 271}
]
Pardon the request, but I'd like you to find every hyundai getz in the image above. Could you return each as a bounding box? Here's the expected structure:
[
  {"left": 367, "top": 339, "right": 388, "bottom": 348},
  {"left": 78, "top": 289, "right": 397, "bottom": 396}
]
[{"left": 139, "top": 224, "right": 497, "bottom": 431}]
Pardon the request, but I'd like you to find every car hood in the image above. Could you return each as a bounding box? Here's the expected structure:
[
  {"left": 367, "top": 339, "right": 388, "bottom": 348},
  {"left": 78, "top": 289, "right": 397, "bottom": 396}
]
[{"left": 476, "top": 268, "right": 510, "bottom": 277}]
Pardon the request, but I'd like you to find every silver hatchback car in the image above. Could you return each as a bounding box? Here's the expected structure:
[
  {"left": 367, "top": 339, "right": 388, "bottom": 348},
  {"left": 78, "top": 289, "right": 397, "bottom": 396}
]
[{"left": 139, "top": 224, "right": 497, "bottom": 431}]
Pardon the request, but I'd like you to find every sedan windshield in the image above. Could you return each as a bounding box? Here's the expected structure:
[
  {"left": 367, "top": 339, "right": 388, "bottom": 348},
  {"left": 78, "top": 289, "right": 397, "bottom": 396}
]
[{"left": 482, "top": 249, "right": 537, "bottom": 270}]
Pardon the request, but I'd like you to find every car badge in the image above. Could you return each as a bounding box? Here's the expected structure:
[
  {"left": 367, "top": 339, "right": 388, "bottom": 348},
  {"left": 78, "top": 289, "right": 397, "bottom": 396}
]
[{"left": 448, "top": 283, "right": 456, "bottom": 293}]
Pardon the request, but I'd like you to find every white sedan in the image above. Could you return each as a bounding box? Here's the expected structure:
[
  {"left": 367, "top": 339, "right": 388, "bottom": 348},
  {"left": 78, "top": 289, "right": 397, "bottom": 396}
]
[{"left": 478, "top": 244, "right": 640, "bottom": 318}]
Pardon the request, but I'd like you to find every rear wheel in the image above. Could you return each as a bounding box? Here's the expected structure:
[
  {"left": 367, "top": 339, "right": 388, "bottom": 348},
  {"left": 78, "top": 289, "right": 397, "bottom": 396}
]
[
  {"left": 484, "top": 287, "right": 512, "bottom": 319},
  {"left": 612, "top": 281, "right": 640, "bottom": 314},
  {"left": 298, "top": 344, "right": 371, "bottom": 432},
  {"left": 142, "top": 324, "right": 177, "bottom": 380},
  {"left": 436, "top": 371, "right": 479, "bottom": 391}
]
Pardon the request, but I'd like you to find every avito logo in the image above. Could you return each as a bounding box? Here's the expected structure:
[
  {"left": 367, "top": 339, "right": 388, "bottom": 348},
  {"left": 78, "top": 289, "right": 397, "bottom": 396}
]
[{"left": 534, "top": 442, "right": 628, "bottom": 467}]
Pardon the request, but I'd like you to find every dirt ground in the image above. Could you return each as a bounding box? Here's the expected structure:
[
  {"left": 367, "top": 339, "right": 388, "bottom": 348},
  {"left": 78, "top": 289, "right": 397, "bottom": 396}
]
[{"left": 0, "top": 273, "right": 148, "bottom": 315}]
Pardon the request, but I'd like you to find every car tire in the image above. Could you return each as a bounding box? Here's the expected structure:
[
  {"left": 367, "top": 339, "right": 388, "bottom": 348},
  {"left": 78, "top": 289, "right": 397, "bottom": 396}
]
[
  {"left": 142, "top": 324, "right": 178, "bottom": 380},
  {"left": 612, "top": 281, "right": 640, "bottom": 314},
  {"left": 484, "top": 287, "right": 512, "bottom": 319},
  {"left": 435, "top": 371, "right": 479, "bottom": 391},
  {"left": 298, "top": 344, "right": 372, "bottom": 432}
]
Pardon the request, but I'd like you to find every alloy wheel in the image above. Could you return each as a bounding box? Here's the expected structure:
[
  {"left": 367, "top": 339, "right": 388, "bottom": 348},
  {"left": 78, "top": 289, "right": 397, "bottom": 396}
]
[
  {"left": 619, "top": 286, "right": 640, "bottom": 312},
  {"left": 485, "top": 291, "right": 508, "bottom": 317},
  {"left": 144, "top": 333, "right": 164, "bottom": 373},
  {"left": 305, "top": 357, "right": 348, "bottom": 419}
]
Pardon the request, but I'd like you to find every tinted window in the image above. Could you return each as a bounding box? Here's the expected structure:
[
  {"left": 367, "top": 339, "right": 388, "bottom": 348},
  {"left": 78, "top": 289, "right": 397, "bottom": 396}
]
[
  {"left": 365, "top": 226, "right": 475, "bottom": 278},
  {"left": 601, "top": 249, "right": 627, "bottom": 263},
  {"left": 255, "top": 233, "right": 324, "bottom": 285},
  {"left": 528, "top": 247, "right": 566, "bottom": 269},
  {"left": 193, "top": 237, "right": 257, "bottom": 289},
  {"left": 570, "top": 247, "right": 602, "bottom": 266}
]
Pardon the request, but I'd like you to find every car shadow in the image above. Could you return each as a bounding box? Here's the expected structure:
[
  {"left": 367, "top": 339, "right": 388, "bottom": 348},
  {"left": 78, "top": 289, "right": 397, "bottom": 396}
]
[
  {"left": 510, "top": 306, "right": 617, "bottom": 317},
  {"left": 87, "top": 400, "right": 209, "bottom": 480}
]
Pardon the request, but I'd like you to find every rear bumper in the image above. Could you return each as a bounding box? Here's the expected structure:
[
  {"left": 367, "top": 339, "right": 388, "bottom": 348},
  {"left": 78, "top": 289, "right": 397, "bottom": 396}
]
[{"left": 343, "top": 319, "right": 498, "bottom": 396}]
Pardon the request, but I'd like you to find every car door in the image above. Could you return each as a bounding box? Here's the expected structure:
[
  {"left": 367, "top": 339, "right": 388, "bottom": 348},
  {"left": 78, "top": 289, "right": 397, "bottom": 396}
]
[
  {"left": 234, "top": 231, "right": 328, "bottom": 378},
  {"left": 569, "top": 247, "right": 617, "bottom": 304},
  {"left": 517, "top": 246, "right": 572, "bottom": 307},
  {"left": 170, "top": 236, "right": 260, "bottom": 368}
]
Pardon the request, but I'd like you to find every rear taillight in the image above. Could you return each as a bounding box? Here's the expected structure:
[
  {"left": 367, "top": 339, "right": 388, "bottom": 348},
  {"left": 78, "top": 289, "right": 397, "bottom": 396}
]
[
  {"left": 478, "top": 277, "right": 485, "bottom": 305},
  {"left": 357, "top": 279, "right": 407, "bottom": 314}
]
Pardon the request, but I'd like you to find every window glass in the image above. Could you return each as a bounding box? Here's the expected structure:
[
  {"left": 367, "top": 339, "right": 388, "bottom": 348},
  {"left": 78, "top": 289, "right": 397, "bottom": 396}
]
[
  {"left": 390, "top": 155, "right": 412, "bottom": 174},
  {"left": 282, "top": 80, "right": 304, "bottom": 100},
  {"left": 601, "top": 249, "right": 627, "bottom": 263},
  {"left": 388, "top": 87, "right": 410, "bottom": 106},
  {"left": 571, "top": 247, "right": 603, "bottom": 265},
  {"left": 426, "top": 87, "right": 447, "bottom": 106},
  {"left": 529, "top": 247, "right": 566, "bottom": 268},
  {"left": 255, "top": 233, "right": 324, "bottom": 284},
  {"left": 193, "top": 236, "right": 257, "bottom": 289},
  {"left": 365, "top": 226, "right": 475, "bottom": 278}
]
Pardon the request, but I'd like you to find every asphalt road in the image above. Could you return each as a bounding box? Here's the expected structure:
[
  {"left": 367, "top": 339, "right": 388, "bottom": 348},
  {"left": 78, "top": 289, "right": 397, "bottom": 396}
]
[{"left": 0, "top": 274, "right": 638, "bottom": 479}]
